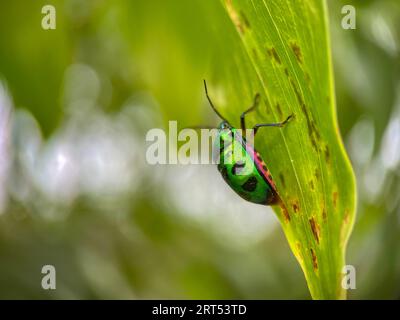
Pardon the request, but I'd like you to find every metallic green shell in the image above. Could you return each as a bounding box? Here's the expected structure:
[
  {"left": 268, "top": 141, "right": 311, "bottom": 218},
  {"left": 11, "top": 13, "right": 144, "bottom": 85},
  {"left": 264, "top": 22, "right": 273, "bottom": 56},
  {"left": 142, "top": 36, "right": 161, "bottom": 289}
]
[{"left": 214, "top": 124, "right": 278, "bottom": 205}]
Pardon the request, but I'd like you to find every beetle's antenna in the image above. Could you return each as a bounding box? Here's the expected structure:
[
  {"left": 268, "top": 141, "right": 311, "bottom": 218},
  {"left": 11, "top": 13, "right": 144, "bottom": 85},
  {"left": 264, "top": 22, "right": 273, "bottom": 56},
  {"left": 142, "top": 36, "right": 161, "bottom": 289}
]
[{"left": 203, "top": 80, "right": 230, "bottom": 124}]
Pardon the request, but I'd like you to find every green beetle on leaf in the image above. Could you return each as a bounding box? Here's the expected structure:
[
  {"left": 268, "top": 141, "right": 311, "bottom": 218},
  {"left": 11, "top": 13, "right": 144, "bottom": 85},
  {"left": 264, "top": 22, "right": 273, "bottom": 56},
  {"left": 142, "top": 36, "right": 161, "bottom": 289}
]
[{"left": 202, "top": 80, "right": 292, "bottom": 206}]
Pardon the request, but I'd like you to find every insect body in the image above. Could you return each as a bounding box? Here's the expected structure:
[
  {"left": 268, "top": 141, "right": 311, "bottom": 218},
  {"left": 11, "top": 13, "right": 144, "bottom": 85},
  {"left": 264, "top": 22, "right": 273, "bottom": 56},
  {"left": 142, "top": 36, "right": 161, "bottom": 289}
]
[
  {"left": 215, "top": 123, "right": 278, "bottom": 205},
  {"left": 204, "top": 80, "right": 292, "bottom": 206}
]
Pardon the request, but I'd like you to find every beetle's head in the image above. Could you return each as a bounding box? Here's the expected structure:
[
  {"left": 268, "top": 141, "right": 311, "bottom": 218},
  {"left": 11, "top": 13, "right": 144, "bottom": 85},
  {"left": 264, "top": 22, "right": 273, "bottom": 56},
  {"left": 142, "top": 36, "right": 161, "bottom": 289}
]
[
  {"left": 218, "top": 121, "right": 232, "bottom": 131},
  {"left": 216, "top": 121, "right": 234, "bottom": 151}
]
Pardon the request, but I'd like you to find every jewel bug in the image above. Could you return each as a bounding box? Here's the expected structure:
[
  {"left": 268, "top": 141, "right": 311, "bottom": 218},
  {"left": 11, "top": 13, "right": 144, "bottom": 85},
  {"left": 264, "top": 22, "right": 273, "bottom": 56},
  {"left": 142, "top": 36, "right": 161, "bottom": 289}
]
[{"left": 202, "top": 80, "right": 292, "bottom": 205}]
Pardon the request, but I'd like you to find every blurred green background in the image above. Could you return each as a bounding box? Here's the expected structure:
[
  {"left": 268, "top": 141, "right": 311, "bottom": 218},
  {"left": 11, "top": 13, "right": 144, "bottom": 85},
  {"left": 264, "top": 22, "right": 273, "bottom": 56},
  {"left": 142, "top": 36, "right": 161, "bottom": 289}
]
[{"left": 0, "top": 0, "right": 399, "bottom": 299}]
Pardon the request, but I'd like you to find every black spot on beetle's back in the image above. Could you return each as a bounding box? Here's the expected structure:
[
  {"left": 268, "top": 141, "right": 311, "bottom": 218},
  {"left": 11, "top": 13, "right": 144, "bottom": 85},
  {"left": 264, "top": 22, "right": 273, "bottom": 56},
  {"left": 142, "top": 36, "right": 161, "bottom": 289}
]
[
  {"left": 255, "top": 152, "right": 262, "bottom": 160},
  {"left": 232, "top": 161, "right": 246, "bottom": 175},
  {"left": 242, "top": 176, "right": 258, "bottom": 192}
]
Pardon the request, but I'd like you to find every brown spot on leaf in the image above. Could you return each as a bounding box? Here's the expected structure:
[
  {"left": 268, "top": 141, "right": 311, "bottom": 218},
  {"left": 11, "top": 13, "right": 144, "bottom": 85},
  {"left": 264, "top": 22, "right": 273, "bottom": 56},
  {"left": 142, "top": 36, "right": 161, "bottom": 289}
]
[
  {"left": 226, "top": 0, "right": 246, "bottom": 34},
  {"left": 280, "top": 203, "right": 290, "bottom": 223},
  {"left": 240, "top": 10, "right": 251, "bottom": 28},
  {"left": 309, "top": 217, "right": 321, "bottom": 244},
  {"left": 276, "top": 103, "right": 283, "bottom": 116},
  {"left": 314, "top": 124, "right": 321, "bottom": 140},
  {"left": 290, "top": 42, "right": 303, "bottom": 63},
  {"left": 267, "top": 47, "right": 281, "bottom": 64},
  {"left": 325, "top": 146, "right": 331, "bottom": 163},
  {"left": 284, "top": 68, "right": 289, "bottom": 76},
  {"left": 294, "top": 242, "right": 303, "bottom": 262},
  {"left": 343, "top": 209, "right": 350, "bottom": 224},
  {"left": 289, "top": 79, "right": 321, "bottom": 152},
  {"left": 300, "top": 102, "right": 320, "bottom": 152},
  {"left": 310, "top": 135, "right": 318, "bottom": 152},
  {"left": 290, "top": 78, "right": 304, "bottom": 106},
  {"left": 310, "top": 179, "right": 315, "bottom": 190},
  {"left": 322, "top": 206, "right": 327, "bottom": 221},
  {"left": 310, "top": 248, "right": 318, "bottom": 270},
  {"left": 264, "top": 99, "right": 271, "bottom": 113},
  {"left": 333, "top": 191, "right": 338, "bottom": 209},
  {"left": 279, "top": 173, "right": 286, "bottom": 188},
  {"left": 340, "top": 210, "right": 351, "bottom": 244},
  {"left": 292, "top": 200, "right": 300, "bottom": 213},
  {"left": 314, "top": 168, "right": 320, "bottom": 180}
]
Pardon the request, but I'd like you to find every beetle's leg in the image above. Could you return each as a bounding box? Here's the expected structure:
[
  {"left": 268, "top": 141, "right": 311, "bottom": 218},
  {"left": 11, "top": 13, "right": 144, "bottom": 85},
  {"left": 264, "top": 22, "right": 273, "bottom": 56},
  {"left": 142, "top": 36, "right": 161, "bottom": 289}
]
[
  {"left": 253, "top": 114, "right": 293, "bottom": 136},
  {"left": 240, "top": 93, "right": 260, "bottom": 131}
]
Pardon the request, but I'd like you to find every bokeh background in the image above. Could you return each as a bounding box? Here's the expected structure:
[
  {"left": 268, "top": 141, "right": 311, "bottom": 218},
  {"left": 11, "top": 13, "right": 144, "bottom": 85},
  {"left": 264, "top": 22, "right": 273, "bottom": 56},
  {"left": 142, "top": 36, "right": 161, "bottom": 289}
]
[{"left": 0, "top": 0, "right": 399, "bottom": 299}]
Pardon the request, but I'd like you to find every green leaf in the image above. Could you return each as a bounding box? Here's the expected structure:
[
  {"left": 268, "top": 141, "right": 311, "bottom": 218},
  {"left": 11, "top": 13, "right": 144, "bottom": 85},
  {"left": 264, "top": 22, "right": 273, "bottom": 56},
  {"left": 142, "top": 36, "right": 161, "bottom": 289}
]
[
  {"left": 208, "top": 0, "right": 357, "bottom": 299},
  {"left": 119, "top": 0, "right": 356, "bottom": 299}
]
